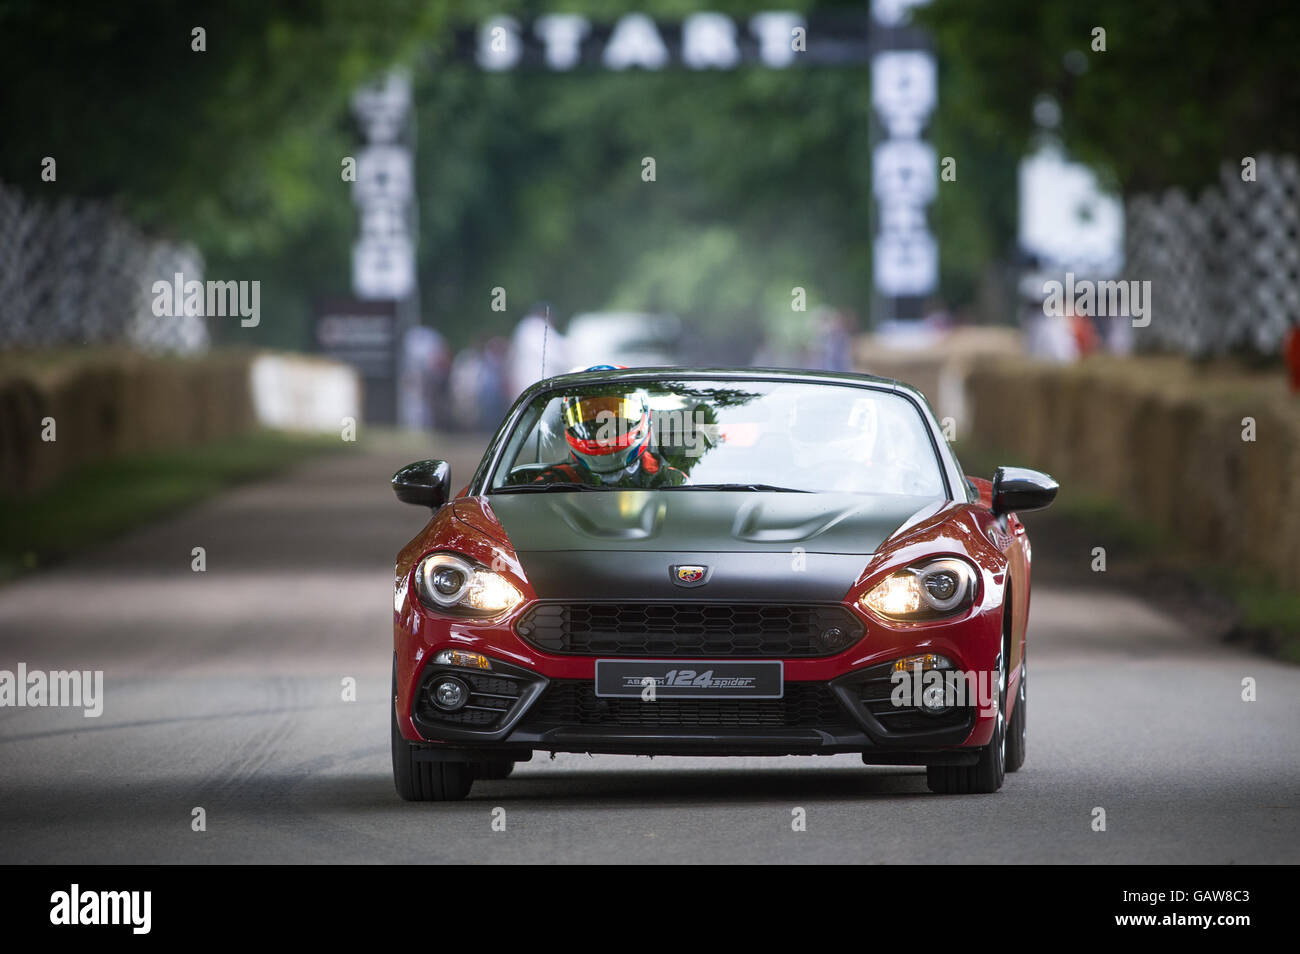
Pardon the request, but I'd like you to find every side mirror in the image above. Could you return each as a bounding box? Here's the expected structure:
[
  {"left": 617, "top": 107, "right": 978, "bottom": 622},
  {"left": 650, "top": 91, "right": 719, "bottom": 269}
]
[
  {"left": 392, "top": 459, "right": 451, "bottom": 510},
  {"left": 991, "top": 465, "right": 1058, "bottom": 516}
]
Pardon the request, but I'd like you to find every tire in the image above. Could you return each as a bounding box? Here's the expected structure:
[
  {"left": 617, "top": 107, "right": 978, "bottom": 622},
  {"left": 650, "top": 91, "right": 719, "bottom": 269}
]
[
  {"left": 1004, "top": 657, "right": 1027, "bottom": 773},
  {"left": 392, "top": 662, "right": 474, "bottom": 802},
  {"left": 926, "top": 654, "right": 1006, "bottom": 794},
  {"left": 471, "top": 759, "right": 516, "bottom": 780}
]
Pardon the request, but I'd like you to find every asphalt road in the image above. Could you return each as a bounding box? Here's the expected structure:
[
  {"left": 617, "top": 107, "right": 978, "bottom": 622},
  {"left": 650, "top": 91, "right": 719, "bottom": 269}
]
[{"left": 1, "top": 433, "right": 1297, "bottom": 864}]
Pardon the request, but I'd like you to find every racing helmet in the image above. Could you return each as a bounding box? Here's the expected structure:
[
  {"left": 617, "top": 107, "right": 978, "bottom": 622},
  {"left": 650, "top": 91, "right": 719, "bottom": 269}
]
[{"left": 561, "top": 380, "right": 652, "bottom": 475}]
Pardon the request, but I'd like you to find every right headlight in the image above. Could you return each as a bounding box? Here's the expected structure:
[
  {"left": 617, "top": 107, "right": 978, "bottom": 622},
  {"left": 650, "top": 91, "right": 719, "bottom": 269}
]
[
  {"left": 859, "top": 558, "right": 977, "bottom": 621},
  {"left": 416, "top": 552, "right": 522, "bottom": 616}
]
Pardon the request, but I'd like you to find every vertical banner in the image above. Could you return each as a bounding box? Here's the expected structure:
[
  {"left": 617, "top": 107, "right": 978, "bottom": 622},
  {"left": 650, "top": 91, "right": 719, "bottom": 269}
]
[
  {"left": 351, "top": 71, "right": 417, "bottom": 303},
  {"left": 870, "top": 0, "right": 938, "bottom": 325},
  {"left": 349, "top": 71, "right": 418, "bottom": 425}
]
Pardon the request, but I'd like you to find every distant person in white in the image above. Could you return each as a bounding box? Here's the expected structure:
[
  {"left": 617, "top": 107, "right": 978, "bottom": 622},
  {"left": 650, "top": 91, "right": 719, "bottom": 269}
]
[
  {"left": 399, "top": 325, "right": 448, "bottom": 430},
  {"left": 507, "top": 302, "right": 569, "bottom": 398},
  {"left": 450, "top": 343, "right": 486, "bottom": 431}
]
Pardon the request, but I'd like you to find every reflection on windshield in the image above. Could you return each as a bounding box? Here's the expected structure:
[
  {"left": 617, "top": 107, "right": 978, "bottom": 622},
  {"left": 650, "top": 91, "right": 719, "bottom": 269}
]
[{"left": 490, "top": 379, "right": 944, "bottom": 497}]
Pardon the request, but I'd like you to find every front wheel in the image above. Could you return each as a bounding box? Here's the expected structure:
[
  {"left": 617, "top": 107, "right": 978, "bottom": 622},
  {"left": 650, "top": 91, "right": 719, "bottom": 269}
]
[
  {"left": 1004, "top": 658, "right": 1027, "bottom": 773},
  {"left": 392, "top": 663, "right": 474, "bottom": 802},
  {"left": 926, "top": 656, "right": 1006, "bottom": 794}
]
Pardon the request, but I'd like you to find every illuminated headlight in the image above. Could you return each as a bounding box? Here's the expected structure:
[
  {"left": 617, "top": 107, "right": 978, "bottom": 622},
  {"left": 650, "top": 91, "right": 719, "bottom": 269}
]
[
  {"left": 860, "top": 558, "right": 977, "bottom": 621},
  {"left": 417, "top": 553, "right": 522, "bottom": 616}
]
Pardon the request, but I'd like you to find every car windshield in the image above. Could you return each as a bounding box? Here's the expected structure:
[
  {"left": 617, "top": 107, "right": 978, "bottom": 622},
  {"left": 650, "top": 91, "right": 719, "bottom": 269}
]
[{"left": 487, "top": 378, "right": 946, "bottom": 497}]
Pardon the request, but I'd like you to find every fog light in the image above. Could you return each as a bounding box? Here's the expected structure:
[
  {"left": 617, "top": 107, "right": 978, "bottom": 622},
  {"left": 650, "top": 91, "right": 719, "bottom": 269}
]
[
  {"left": 431, "top": 676, "right": 469, "bottom": 711},
  {"left": 921, "top": 682, "right": 950, "bottom": 711}
]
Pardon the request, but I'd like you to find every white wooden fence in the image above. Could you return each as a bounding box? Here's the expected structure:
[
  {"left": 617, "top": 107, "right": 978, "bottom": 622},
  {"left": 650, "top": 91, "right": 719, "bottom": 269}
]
[
  {"left": 0, "top": 181, "right": 208, "bottom": 353},
  {"left": 1124, "top": 154, "right": 1300, "bottom": 356}
]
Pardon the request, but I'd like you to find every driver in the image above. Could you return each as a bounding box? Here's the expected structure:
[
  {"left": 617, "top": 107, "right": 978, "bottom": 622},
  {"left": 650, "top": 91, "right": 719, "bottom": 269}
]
[{"left": 533, "top": 384, "right": 687, "bottom": 488}]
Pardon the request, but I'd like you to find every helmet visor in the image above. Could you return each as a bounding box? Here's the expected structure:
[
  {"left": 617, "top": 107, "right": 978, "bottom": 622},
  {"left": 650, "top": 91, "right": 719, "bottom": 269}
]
[{"left": 563, "top": 394, "right": 647, "bottom": 454}]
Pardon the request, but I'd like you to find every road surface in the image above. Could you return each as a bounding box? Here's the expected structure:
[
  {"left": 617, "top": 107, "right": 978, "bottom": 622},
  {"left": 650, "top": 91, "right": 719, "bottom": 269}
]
[{"left": 1, "top": 433, "right": 1297, "bottom": 863}]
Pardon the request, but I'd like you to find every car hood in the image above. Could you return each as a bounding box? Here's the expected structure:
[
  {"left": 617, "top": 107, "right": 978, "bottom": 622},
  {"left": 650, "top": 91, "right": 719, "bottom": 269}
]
[
  {"left": 462, "top": 491, "right": 940, "bottom": 554},
  {"left": 453, "top": 491, "right": 945, "bottom": 602}
]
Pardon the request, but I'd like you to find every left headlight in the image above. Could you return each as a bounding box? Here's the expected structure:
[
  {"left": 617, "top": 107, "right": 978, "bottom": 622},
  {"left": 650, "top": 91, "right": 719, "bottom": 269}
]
[
  {"left": 416, "top": 552, "right": 522, "bottom": 616},
  {"left": 859, "top": 558, "right": 977, "bottom": 621}
]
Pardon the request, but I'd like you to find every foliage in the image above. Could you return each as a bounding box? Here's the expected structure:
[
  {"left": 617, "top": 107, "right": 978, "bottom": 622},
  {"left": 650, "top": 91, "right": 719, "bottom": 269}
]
[
  {"left": 921, "top": 0, "right": 1300, "bottom": 194},
  {"left": 0, "top": 0, "right": 445, "bottom": 347},
  {"left": 1, "top": 0, "right": 1032, "bottom": 350},
  {"left": 0, "top": 429, "right": 344, "bottom": 580}
]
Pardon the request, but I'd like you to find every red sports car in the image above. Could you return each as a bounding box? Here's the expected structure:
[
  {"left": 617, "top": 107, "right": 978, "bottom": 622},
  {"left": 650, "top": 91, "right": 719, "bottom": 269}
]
[{"left": 391, "top": 367, "right": 1056, "bottom": 799}]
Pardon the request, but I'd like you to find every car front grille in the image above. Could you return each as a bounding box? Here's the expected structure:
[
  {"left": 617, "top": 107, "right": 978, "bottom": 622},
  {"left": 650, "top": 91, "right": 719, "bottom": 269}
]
[
  {"left": 514, "top": 601, "right": 863, "bottom": 657},
  {"left": 519, "top": 679, "right": 854, "bottom": 729}
]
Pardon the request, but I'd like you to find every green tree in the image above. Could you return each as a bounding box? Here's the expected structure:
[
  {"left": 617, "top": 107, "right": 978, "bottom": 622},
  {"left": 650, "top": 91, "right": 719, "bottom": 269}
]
[
  {"left": 0, "top": 0, "right": 446, "bottom": 347},
  {"left": 921, "top": 0, "right": 1300, "bottom": 194}
]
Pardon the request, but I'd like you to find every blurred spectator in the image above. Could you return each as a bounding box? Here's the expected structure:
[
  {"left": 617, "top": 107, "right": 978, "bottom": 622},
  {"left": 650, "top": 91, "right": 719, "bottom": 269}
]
[
  {"left": 1020, "top": 269, "right": 1078, "bottom": 363},
  {"left": 480, "top": 336, "right": 510, "bottom": 426},
  {"left": 1104, "top": 312, "right": 1135, "bottom": 356},
  {"left": 398, "top": 324, "right": 449, "bottom": 431},
  {"left": 1024, "top": 311, "right": 1078, "bottom": 362},
  {"left": 507, "top": 302, "right": 569, "bottom": 398},
  {"left": 809, "top": 307, "right": 855, "bottom": 372},
  {"left": 448, "top": 336, "right": 511, "bottom": 432},
  {"left": 1069, "top": 305, "right": 1101, "bottom": 358},
  {"left": 1285, "top": 326, "right": 1300, "bottom": 393},
  {"left": 449, "top": 341, "right": 486, "bottom": 431},
  {"left": 921, "top": 297, "right": 955, "bottom": 333}
]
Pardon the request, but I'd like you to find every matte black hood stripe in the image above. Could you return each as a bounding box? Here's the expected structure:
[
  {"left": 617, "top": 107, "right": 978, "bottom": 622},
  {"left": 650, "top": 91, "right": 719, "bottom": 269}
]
[{"left": 512, "top": 549, "right": 870, "bottom": 602}]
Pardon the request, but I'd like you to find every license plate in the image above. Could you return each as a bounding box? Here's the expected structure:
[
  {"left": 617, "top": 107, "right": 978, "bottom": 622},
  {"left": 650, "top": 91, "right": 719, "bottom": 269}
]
[{"left": 595, "top": 659, "right": 784, "bottom": 699}]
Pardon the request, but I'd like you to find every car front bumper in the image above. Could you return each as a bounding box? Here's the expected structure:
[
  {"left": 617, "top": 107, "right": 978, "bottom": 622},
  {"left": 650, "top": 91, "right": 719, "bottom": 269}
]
[
  {"left": 396, "top": 590, "right": 1006, "bottom": 763},
  {"left": 403, "top": 653, "right": 987, "bottom": 764}
]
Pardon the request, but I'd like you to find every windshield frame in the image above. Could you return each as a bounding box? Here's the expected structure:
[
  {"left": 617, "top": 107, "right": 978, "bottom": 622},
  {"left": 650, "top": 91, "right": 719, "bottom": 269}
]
[{"left": 470, "top": 369, "right": 959, "bottom": 501}]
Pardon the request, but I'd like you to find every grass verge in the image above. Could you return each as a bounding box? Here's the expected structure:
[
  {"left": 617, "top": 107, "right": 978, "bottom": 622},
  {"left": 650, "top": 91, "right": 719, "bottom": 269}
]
[{"left": 0, "top": 429, "right": 344, "bottom": 581}]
